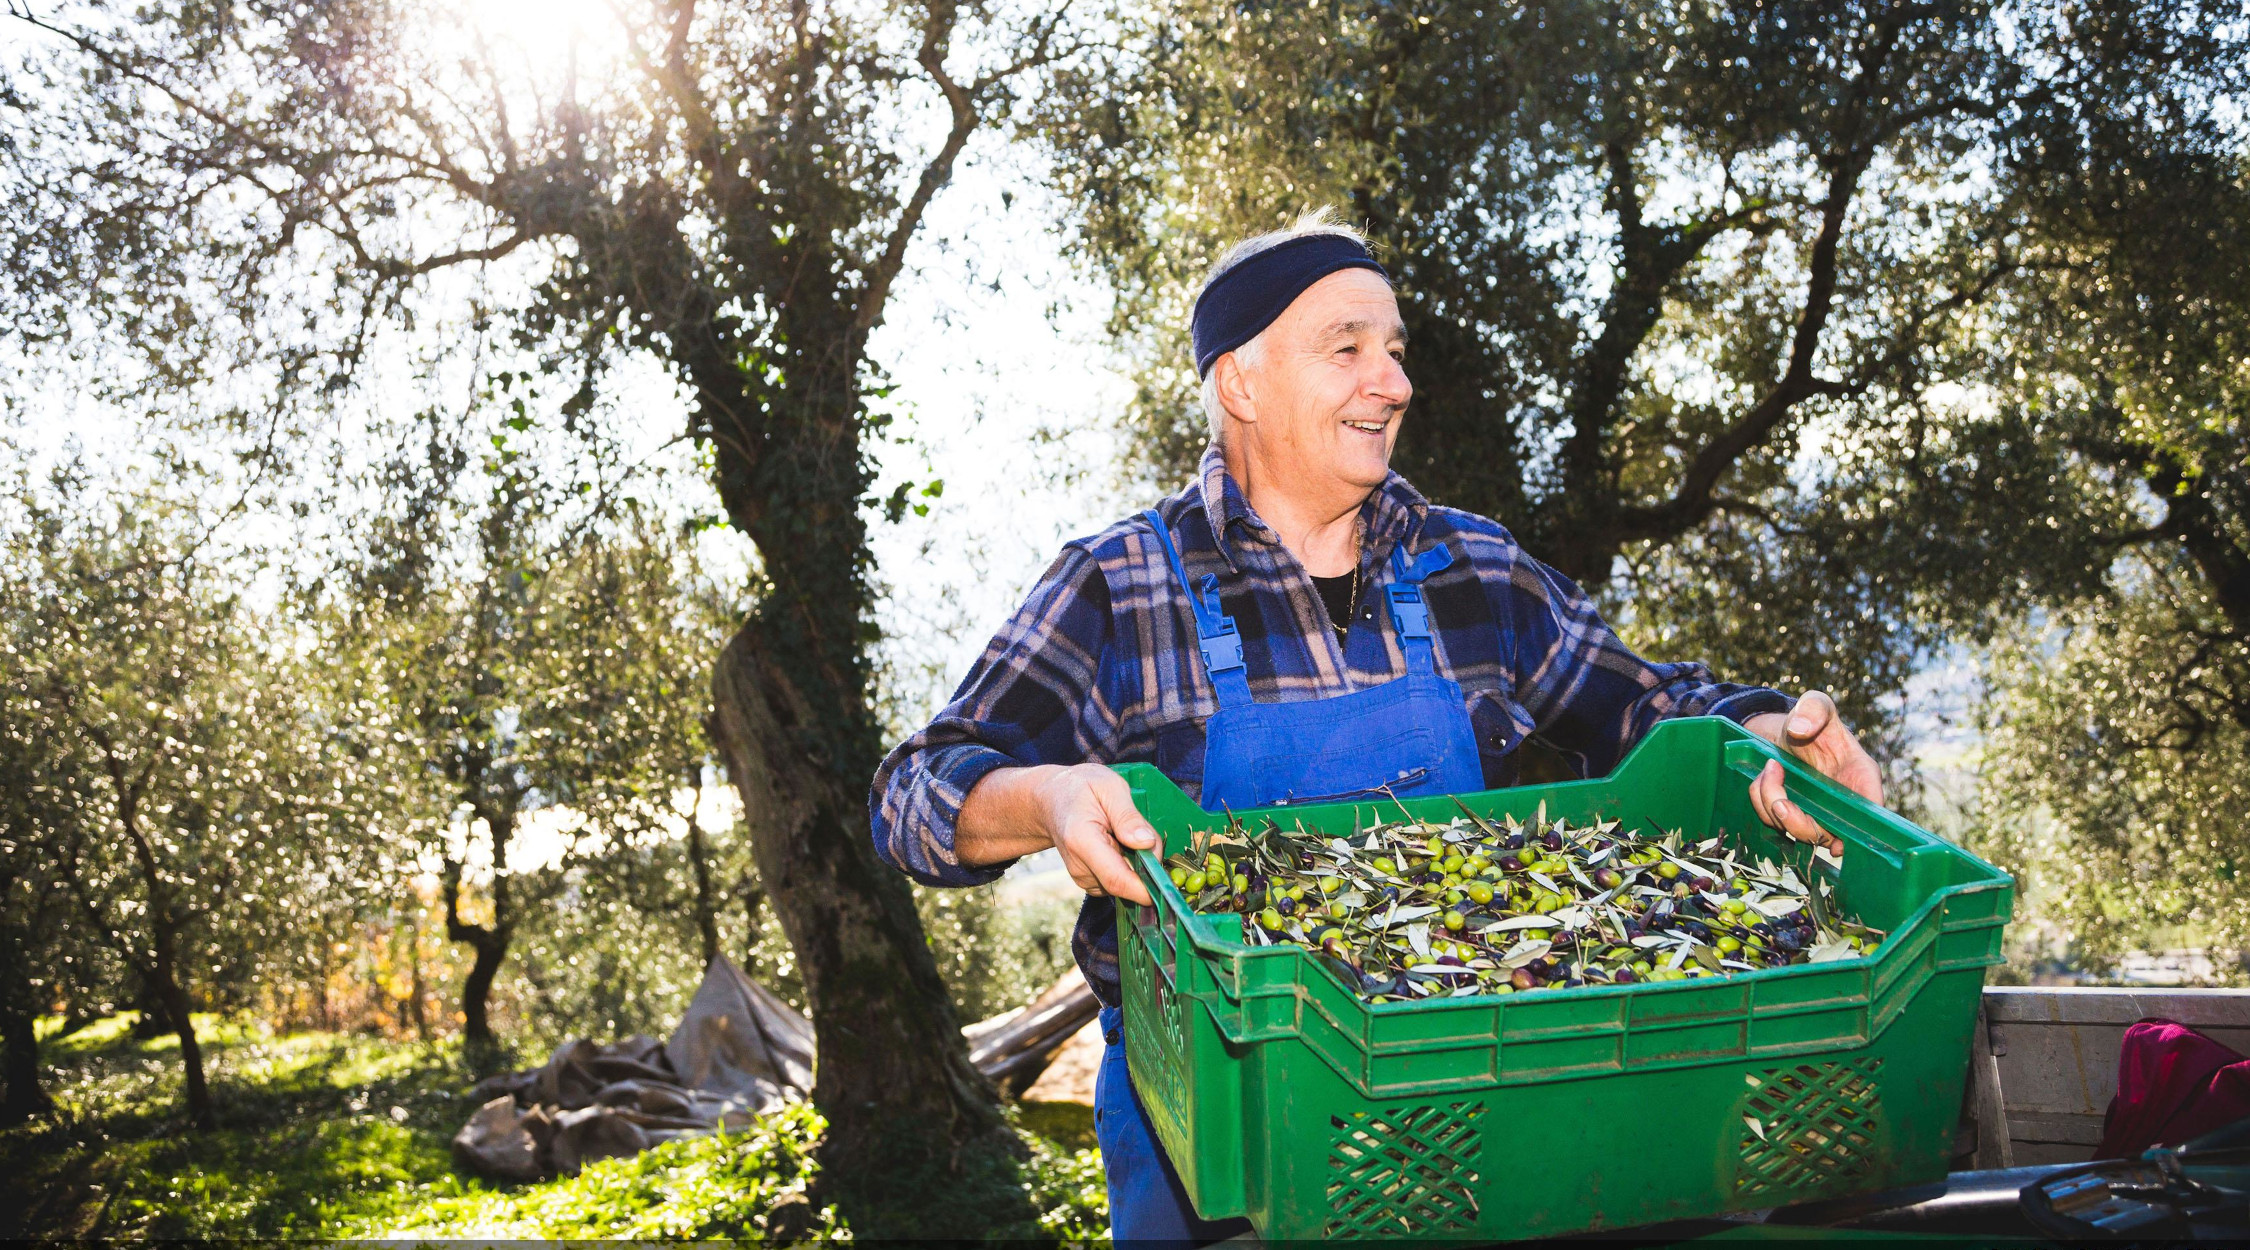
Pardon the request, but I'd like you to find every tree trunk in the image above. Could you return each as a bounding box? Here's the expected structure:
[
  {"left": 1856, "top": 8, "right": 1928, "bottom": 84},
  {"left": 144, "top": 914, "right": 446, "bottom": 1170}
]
[
  {"left": 443, "top": 860, "right": 512, "bottom": 1049},
  {"left": 710, "top": 624, "right": 1033, "bottom": 1237},
  {"left": 0, "top": 1004, "right": 47, "bottom": 1124},
  {"left": 685, "top": 767, "right": 722, "bottom": 967},
  {"left": 150, "top": 948, "right": 213, "bottom": 1130},
  {"left": 0, "top": 910, "right": 50, "bottom": 1124}
]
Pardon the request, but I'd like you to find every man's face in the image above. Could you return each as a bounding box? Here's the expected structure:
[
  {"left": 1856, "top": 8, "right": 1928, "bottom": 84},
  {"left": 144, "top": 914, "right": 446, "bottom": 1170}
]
[{"left": 1222, "top": 268, "right": 1411, "bottom": 499}]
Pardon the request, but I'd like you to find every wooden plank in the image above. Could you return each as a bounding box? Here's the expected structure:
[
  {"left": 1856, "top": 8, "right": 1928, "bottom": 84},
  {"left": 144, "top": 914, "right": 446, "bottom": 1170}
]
[{"left": 1978, "top": 985, "right": 2250, "bottom": 1164}]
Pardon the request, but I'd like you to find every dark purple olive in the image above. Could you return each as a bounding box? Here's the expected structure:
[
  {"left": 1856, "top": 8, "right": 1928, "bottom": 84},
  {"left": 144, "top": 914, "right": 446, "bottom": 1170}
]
[
  {"left": 1498, "top": 854, "right": 1522, "bottom": 871},
  {"left": 1511, "top": 967, "right": 1539, "bottom": 991},
  {"left": 1614, "top": 968, "right": 1638, "bottom": 984},
  {"left": 1550, "top": 930, "right": 1576, "bottom": 949},
  {"left": 1275, "top": 896, "right": 1297, "bottom": 916},
  {"left": 1437, "top": 955, "right": 1466, "bottom": 967},
  {"left": 1775, "top": 929, "right": 1805, "bottom": 952},
  {"left": 1752, "top": 921, "right": 1776, "bottom": 936},
  {"left": 1542, "top": 831, "right": 1564, "bottom": 852},
  {"left": 1504, "top": 831, "right": 1527, "bottom": 850},
  {"left": 1595, "top": 868, "right": 1622, "bottom": 889}
]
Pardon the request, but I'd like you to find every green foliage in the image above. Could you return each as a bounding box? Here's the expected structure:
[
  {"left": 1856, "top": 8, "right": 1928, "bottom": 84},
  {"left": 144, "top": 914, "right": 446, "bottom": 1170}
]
[
  {"left": 916, "top": 886, "right": 1079, "bottom": 1024},
  {"left": 370, "top": 1104, "right": 839, "bottom": 1240},
  {"left": 3, "top": 1018, "right": 1107, "bottom": 1242},
  {"left": 1974, "top": 566, "right": 2250, "bottom": 972},
  {"left": 1039, "top": 0, "right": 2250, "bottom": 774}
]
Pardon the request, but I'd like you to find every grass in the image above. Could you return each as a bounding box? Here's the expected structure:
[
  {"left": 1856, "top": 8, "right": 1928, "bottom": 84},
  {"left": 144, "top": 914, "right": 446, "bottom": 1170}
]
[{"left": 4, "top": 1014, "right": 1108, "bottom": 1241}]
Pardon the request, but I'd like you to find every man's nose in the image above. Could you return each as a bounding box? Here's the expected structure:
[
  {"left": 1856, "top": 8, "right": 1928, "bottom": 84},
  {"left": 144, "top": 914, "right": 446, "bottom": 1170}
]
[{"left": 1365, "top": 352, "right": 1411, "bottom": 407}]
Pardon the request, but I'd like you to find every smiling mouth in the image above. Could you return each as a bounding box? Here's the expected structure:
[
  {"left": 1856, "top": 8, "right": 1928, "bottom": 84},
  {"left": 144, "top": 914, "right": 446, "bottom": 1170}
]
[{"left": 1344, "top": 419, "right": 1388, "bottom": 434}]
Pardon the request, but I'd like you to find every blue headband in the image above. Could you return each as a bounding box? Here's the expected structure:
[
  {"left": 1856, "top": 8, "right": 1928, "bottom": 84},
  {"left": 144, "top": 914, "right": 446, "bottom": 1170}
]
[{"left": 1191, "top": 233, "right": 1390, "bottom": 377}]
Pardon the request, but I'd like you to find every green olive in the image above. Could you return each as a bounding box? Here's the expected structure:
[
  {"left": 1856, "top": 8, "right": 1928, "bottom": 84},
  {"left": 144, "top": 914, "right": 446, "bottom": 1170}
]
[
  {"left": 1168, "top": 867, "right": 1188, "bottom": 888},
  {"left": 1286, "top": 884, "right": 1306, "bottom": 901},
  {"left": 1258, "top": 908, "right": 1283, "bottom": 930},
  {"left": 1233, "top": 873, "right": 1250, "bottom": 895},
  {"left": 1723, "top": 899, "right": 1747, "bottom": 915},
  {"left": 1656, "top": 862, "right": 1681, "bottom": 879},
  {"left": 1716, "top": 935, "right": 1741, "bottom": 953},
  {"left": 1466, "top": 881, "right": 1495, "bottom": 905},
  {"left": 1425, "top": 835, "right": 1447, "bottom": 854},
  {"left": 1320, "top": 876, "right": 1344, "bottom": 894},
  {"left": 1371, "top": 856, "right": 1396, "bottom": 876},
  {"left": 1183, "top": 871, "right": 1207, "bottom": 894},
  {"left": 1442, "top": 888, "right": 1465, "bottom": 905},
  {"left": 1525, "top": 928, "right": 1551, "bottom": 942},
  {"left": 1443, "top": 910, "right": 1466, "bottom": 931},
  {"left": 1442, "top": 854, "right": 1465, "bottom": 874},
  {"left": 1328, "top": 900, "right": 1350, "bottom": 920}
]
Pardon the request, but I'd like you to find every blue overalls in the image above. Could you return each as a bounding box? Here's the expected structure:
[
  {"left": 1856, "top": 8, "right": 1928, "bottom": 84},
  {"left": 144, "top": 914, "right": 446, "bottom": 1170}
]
[{"left": 1096, "top": 510, "right": 1486, "bottom": 1245}]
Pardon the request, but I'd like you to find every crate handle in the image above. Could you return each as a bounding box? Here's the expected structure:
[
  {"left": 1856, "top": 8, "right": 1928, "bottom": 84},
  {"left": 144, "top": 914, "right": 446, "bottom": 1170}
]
[{"left": 1722, "top": 736, "right": 1947, "bottom": 933}]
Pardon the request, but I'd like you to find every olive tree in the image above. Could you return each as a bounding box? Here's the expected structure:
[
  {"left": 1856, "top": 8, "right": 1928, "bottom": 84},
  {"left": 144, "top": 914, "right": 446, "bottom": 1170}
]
[
  {"left": 0, "top": 488, "right": 394, "bottom": 1128},
  {"left": 4, "top": 0, "right": 1076, "bottom": 1216},
  {"left": 1040, "top": 0, "right": 2250, "bottom": 775}
]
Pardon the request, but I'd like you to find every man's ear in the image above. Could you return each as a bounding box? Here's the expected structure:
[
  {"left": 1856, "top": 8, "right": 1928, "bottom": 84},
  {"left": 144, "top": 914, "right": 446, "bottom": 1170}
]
[{"left": 1214, "top": 353, "right": 1259, "bottom": 427}]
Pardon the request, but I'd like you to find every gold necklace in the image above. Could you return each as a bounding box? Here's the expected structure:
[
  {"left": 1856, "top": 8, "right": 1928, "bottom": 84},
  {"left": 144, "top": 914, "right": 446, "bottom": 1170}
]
[{"left": 1330, "top": 520, "right": 1363, "bottom": 641}]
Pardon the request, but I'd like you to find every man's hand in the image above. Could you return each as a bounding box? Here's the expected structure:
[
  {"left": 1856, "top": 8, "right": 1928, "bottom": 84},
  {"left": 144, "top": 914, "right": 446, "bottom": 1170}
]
[
  {"left": 957, "top": 763, "right": 1160, "bottom": 905},
  {"left": 1742, "top": 691, "right": 1883, "bottom": 857}
]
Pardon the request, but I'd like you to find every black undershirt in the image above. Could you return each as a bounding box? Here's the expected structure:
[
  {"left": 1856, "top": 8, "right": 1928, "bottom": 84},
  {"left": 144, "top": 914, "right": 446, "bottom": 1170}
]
[{"left": 1310, "top": 571, "right": 1356, "bottom": 636}]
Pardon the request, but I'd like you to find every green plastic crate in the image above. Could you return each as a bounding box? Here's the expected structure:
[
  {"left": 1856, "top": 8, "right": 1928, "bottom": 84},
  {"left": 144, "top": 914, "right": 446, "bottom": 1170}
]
[{"left": 1115, "top": 716, "right": 2014, "bottom": 1241}]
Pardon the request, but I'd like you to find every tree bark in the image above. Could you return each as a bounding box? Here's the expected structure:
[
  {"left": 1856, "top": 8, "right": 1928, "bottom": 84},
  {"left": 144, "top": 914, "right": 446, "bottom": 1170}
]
[
  {"left": 710, "top": 624, "right": 1031, "bottom": 1235},
  {"left": 685, "top": 764, "right": 722, "bottom": 967},
  {"left": 149, "top": 939, "right": 213, "bottom": 1130},
  {"left": 443, "top": 856, "right": 513, "bottom": 1049},
  {"left": 0, "top": 1005, "right": 47, "bottom": 1124}
]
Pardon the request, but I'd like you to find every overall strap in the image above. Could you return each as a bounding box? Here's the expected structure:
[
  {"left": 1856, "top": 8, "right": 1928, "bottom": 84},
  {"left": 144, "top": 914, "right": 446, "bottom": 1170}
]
[
  {"left": 1384, "top": 539, "right": 1454, "bottom": 674},
  {"left": 1143, "top": 510, "right": 1254, "bottom": 707}
]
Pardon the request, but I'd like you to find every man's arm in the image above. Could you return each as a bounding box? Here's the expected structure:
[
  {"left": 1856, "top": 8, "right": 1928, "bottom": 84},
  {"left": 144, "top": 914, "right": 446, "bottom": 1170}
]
[
  {"left": 869, "top": 545, "right": 1156, "bottom": 901},
  {"left": 956, "top": 763, "right": 1158, "bottom": 904}
]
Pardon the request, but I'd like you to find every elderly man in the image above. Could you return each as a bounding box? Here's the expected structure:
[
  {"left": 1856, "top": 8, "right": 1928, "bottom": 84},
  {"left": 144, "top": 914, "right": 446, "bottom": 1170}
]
[{"left": 870, "top": 214, "right": 1882, "bottom": 1243}]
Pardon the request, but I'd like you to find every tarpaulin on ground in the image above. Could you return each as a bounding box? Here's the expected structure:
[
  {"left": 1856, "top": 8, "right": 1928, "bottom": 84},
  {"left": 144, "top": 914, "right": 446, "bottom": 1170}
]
[{"left": 453, "top": 955, "right": 815, "bottom": 1180}]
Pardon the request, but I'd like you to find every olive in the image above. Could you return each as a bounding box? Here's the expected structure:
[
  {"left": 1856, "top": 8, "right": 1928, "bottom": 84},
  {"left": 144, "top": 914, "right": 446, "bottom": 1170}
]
[
  {"left": 1275, "top": 896, "right": 1297, "bottom": 916},
  {"left": 1234, "top": 874, "right": 1251, "bottom": 895},
  {"left": 1543, "top": 831, "right": 1564, "bottom": 852},
  {"left": 1504, "top": 831, "right": 1527, "bottom": 850},
  {"left": 1328, "top": 900, "right": 1350, "bottom": 920},
  {"left": 1443, "top": 910, "right": 1466, "bottom": 931},
  {"left": 1510, "top": 967, "right": 1539, "bottom": 991},
  {"left": 1525, "top": 927, "right": 1551, "bottom": 942},
  {"left": 1656, "top": 862, "right": 1681, "bottom": 880},
  {"left": 1205, "top": 853, "right": 1227, "bottom": 876},
  {"left": 1723, "top": 899, "right": 1747, "bottom": 915},
  {"left": 1425, "top": 835, "right": 1447, "bottom": 854},
  {"left": 1466, "top": 881, "right": 1495, "bottom": 905},
  {"left": 1775, "top": 929, "right": 1805, "bottom": 952},
  {"left": 1716, "top": 935, "right": 1741, "bottom": 954},
  {"left": 1169, "top": 867, "right": 1189, "bottom": 888},
  {"left": 1498, "top": 854, "right": 1523, "bottom": 871},
  {"left": 1371, "top": 856, "right": 1397, "bottom": 876},
  {"left": 1183, "top": 870, "right": 1207, "bottom": 894},
  {"left": 1595, "top": 868, "right": 1622, "bottom": 889},
  {"left": 1319, "top": 876, "right": 1344, "bottom": 895},
  {"left": 1614, "top": 967, "right": 1638, "bottom": 984},
  {"left": 1258, "top": 908, "right": 1283, "bottom": 930}
]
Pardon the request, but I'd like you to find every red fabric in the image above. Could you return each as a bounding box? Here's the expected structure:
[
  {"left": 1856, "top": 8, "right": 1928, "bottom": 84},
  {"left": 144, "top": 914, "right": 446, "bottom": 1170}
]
[{"left": 2095, "top": 1017, "right": 2250, "bottom": 1159}]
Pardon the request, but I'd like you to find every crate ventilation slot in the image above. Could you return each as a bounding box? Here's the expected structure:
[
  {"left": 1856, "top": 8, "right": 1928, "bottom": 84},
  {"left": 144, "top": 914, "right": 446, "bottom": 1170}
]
[
  {"left": 1733, "top": 1058, "right": 1883, "bottom": 1197},
  {"left": 1326, "top": 1101, "right": 1484, "bottom": 1237}
]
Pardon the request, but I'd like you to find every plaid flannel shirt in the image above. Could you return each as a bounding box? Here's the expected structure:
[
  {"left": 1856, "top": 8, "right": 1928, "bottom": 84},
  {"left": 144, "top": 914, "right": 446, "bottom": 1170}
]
[{"left": 870, "top": 446, "right": 1790, "bottom": 1005}]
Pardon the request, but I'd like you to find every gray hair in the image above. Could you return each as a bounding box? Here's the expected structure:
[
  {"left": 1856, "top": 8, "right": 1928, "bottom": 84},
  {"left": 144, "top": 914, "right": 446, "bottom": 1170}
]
[{"left": 1196, "top": 208, "right": 1373, "bottom": 448}]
